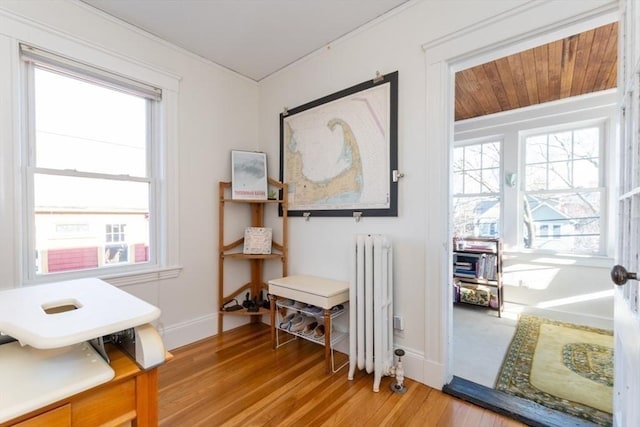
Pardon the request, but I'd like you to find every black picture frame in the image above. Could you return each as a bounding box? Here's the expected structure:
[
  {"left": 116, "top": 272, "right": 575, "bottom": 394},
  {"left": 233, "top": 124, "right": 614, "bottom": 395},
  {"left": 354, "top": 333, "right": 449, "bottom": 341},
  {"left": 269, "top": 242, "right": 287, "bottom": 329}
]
[{"left": 279, "top": 71, "right": 398, "bottom": 217}]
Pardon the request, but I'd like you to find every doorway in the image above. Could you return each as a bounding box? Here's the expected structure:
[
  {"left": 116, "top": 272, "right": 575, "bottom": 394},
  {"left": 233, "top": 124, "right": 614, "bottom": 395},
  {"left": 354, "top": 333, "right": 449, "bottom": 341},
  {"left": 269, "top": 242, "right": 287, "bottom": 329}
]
[{"left": 422, "top": 2, "right": 619, "bottom": 424}]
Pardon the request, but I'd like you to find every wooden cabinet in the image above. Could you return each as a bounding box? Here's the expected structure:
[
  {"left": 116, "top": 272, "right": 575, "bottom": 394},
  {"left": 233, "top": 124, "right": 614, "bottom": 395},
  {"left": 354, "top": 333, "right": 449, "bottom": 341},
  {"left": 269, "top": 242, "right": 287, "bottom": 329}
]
[
  {"left": 218, "top": 179, "right": 288, "bottom": 334},
  {"left": 453, "top": 237, "right": 503, "bottom": 317},
  {"left": 2, "top": 344, "right": 164, "bottom": 427}
]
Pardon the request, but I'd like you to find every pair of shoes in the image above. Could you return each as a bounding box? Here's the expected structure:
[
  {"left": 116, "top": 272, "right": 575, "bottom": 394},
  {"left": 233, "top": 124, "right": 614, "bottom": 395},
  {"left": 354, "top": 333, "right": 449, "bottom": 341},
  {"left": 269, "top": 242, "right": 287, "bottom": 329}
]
[
  {"left": 287, "top": 314, "right": 305, "bottom": 331},
  {"left": 221, "top": 299, "right": 243, "bottom": 312},
  {"left": 313, "top": 324, "right": 325, "bottom": 338},
  {"left": 279, "top": 313, "right": 296, "bottom": 329},
  {"left": 290, "top": 314, "right": 316, "bottom": 332},
  {"left": 302, "top": 321, "right": 318, "bottom": 334},
  {"left": 293, "top": 301, "right": 308, "bottom": 309},
  {"left": 330, "top": 304, "right": 344, "bottom": 313},
  {"left": 277, "top": 299, "right": 294, "bottom": 307},
  {"left": 305, "top": 306, "right": 323, "bottom": 315}
]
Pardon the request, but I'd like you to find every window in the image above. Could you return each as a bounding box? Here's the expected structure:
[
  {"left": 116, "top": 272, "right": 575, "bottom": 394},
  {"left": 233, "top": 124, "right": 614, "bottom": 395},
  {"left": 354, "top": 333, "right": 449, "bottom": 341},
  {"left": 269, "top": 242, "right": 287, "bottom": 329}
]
[
  {"left": 106, "top": 224, "right": 126, "bottom": 243},
  {"left": 523, "top": 125, "right": 603, "bottom": 254},
  {"left": 454, "top": 90, "right": 613, "bottom": 257},
  {"left": 22, "top": 45, "right": 160, "bottom": 279},
  {"left": 452, "top": 141, "right": 501, "bottom": 238}
]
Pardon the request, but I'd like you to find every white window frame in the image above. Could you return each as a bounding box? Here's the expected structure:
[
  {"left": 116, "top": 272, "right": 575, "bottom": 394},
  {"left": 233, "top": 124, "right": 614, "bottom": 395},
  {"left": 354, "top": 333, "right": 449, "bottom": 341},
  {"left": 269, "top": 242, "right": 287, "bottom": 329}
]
[
  {"left": 520, "top": 119, "right": 607, "bottom": 255},
  {"left": 452, "top": 137, "right": 503, "bottom": 238},
  {"left": 17, "top": 42, "right": 181, "bottom": 286}
]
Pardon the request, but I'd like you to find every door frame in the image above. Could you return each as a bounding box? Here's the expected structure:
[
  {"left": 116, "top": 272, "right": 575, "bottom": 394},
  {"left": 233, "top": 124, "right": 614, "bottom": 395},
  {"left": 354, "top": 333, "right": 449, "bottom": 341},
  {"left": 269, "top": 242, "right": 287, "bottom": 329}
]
[{"left": 421, "top": 0, "right": 619, "bottom": 388}]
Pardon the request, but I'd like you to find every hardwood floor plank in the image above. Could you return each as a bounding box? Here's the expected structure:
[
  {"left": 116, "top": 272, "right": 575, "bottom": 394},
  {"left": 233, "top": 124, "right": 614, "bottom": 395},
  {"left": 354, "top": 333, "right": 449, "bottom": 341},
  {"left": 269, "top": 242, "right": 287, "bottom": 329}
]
[{"left": 158, "top": 324, "right": 525, "bottom": 426}]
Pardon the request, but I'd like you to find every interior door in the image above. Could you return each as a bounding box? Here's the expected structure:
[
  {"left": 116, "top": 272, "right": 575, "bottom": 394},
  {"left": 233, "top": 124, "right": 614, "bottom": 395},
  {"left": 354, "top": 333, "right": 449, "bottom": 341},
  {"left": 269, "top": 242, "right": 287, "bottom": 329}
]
[{"left": 612, "top": 0, "right": 640, "bottom": 425}]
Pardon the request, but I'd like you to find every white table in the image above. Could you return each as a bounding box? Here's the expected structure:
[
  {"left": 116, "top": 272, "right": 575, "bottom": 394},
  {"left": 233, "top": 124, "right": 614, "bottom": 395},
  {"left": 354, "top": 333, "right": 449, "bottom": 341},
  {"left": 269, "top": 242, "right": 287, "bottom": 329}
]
[
  {"left": 0, "top": 278, "right": 164, "bottom": 422},
  {"left": 268, "top": 275, "right": 349, "bottom": 373}
]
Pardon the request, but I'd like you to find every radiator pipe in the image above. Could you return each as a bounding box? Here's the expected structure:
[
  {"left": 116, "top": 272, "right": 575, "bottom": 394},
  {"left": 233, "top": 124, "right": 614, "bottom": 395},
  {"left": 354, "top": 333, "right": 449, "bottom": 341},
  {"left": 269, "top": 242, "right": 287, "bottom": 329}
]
[{"left": 390, "top": 349, "right": 407, "bottom": 394}]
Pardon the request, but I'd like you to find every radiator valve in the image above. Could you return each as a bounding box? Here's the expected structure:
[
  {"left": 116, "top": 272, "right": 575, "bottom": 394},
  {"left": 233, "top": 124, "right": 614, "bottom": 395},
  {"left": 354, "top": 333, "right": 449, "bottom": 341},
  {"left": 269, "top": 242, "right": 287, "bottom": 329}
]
[{"left": 390, "top": 349, "right": 407, "bottom": 394}]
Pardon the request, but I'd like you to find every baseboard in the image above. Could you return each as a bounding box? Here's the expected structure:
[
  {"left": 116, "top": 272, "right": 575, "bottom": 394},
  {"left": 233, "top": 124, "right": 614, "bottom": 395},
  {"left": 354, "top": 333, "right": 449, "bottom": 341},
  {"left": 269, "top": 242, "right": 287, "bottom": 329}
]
[
  {"left": 420, "top": 356, "right": 445, "bottom": 389},
  {"left": 159, "top": 313, "right": 216, "bottom": 350}
]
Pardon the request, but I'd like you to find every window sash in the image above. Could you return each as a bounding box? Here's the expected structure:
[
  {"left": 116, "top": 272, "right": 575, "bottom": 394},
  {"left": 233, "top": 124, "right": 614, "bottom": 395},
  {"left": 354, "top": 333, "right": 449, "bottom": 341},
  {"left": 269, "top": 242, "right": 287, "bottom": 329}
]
[
  {"left": 521, "top": 122, "right": 605, "bottom": 254},
  {"left": 20, "top": 44, "right": 161, "bottom": 101},
  {"left": 453, "top": 140, "right": 502, "bottom": 196},
  {"left": 22, "top": 46, "right": 160, "bottom": 281}
]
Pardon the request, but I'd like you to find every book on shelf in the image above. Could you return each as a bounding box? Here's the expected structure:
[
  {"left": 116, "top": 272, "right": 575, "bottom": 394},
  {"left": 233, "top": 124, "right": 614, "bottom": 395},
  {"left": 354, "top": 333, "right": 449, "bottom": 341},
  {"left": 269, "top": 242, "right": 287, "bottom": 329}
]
[
  {"left": 454, "top": 253, "right": 498, "bottom": 280},
  {"left": 243, "top": 227, "right": 272, "bottom": 254}
]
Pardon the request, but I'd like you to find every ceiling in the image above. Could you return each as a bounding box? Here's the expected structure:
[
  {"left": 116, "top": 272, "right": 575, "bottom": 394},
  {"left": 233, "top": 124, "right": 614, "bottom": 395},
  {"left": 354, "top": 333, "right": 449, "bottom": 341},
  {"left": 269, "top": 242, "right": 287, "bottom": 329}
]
[
  {"left": 81, "top": 0, "right": 410, "bottom": 81},
  {"left": 455, "top": 22, "right": 618, "bottom": 121}
]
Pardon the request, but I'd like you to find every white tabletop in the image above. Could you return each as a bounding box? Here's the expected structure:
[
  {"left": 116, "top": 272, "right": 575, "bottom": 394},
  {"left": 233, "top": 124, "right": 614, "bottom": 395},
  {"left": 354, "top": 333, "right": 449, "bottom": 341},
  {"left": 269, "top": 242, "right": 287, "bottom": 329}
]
[
  {"left": 0, "top": 278, "right": 161, "bottom": 349},
  {"left": 0, "top": 341, "right": 114, "bottom": 423}
]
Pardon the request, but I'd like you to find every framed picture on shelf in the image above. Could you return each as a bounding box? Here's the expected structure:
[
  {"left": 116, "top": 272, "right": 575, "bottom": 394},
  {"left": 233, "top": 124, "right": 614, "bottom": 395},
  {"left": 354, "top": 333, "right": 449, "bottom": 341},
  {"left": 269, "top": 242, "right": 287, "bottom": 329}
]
[
  {"left": 231, "top": 150, "right": 268, "bottom": 200},
  {"left": 243, "top": 227, "right": 272, "bottom": 254}
]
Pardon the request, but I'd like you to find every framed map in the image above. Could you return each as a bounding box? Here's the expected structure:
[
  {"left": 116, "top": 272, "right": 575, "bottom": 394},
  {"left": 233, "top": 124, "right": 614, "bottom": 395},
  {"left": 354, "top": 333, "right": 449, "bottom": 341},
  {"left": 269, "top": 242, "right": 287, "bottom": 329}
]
[{"left": 280, "top": 71, "right": 398, "bottom": 217}]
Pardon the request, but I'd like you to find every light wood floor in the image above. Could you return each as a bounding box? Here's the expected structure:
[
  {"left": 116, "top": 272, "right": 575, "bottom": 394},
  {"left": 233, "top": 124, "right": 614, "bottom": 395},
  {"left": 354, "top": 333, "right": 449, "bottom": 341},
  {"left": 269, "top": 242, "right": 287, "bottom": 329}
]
[{"left": 158, "top": 323, "right": 525, "bottom": 426}]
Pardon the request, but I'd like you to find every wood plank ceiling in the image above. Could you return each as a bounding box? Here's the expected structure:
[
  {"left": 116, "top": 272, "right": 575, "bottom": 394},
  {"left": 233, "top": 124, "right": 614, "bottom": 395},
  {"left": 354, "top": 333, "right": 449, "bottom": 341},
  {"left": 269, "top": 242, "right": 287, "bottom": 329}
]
[{"left": 455, "top": 22, "right": 618, "bottom": 121}]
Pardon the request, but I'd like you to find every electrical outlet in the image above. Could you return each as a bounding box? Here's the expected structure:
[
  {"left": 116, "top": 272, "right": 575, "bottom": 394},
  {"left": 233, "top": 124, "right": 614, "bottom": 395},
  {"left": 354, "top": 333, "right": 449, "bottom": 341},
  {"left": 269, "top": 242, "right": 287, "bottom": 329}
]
[{"left": 393, "top": 315, "right": 404, "bottom": 331}]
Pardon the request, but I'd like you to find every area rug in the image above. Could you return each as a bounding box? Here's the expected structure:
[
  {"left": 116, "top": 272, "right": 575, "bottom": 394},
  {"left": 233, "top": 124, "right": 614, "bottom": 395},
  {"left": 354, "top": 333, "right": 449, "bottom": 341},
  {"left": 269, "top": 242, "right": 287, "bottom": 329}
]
[{"left": 495, "top": 314, "right": 613, "bottom": 426}]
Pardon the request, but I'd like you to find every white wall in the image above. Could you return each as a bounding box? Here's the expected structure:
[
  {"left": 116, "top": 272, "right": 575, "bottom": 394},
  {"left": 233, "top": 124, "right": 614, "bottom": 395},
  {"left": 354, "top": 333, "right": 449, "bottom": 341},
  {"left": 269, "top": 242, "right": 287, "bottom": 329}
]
[
  {"left": 259, "top": 0, "right": 618, "bottom": 387},
  {"left": 0, "top": 0, "right": 259, "bottom": 348}
]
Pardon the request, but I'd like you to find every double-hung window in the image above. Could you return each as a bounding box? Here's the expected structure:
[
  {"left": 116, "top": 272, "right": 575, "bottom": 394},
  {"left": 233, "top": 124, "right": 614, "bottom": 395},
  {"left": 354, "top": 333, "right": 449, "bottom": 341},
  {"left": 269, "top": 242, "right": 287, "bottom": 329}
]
[
  {"left": 22, "top": 45, "right": 161, "bottom": 279},
  {"left": 522, "top": 124, "right": 604, "bottom": 254},
  {"left": 452, "top": 140, "right": 501, "bottom": 238}
]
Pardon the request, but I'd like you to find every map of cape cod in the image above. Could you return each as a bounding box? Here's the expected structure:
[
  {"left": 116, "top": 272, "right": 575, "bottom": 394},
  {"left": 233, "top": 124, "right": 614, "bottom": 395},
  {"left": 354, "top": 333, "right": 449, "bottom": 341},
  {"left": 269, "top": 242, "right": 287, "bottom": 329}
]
[{"left": 283, "top": 84, "right": 391, "bottom": 212}]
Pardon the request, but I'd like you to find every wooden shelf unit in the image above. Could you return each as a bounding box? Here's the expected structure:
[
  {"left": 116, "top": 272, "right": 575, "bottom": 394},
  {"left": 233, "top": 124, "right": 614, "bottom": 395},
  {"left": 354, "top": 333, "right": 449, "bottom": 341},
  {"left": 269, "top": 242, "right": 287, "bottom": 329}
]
[
  {"left": 218, "top": 178, "right": 288, "bottom": 334},
  {"left": 453, "top": 237, "right": 503, "bottom": 317}
]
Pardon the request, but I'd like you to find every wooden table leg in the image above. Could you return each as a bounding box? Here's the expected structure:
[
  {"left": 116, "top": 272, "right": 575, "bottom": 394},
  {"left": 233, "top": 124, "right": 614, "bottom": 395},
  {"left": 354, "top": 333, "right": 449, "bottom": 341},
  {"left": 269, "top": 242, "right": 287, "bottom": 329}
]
[
  {"left": 324, "top": 308, "right": 331, "bottom": 374},
  {"left": 134, "top": 368, "right": 158, "bottom": 426}
]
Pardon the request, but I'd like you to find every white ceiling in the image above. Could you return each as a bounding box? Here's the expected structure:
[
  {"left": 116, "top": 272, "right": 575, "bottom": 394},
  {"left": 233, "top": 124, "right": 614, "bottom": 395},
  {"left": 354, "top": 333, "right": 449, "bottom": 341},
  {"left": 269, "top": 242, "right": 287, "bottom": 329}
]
[{"left": 81, "top": 0, "right": 411, "bottom": 81}]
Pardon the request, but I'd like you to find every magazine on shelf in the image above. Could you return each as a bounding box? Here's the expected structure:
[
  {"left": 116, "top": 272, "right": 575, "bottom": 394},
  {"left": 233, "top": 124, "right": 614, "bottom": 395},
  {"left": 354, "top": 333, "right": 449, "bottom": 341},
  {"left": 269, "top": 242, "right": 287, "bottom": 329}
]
[
  {"left": 231, "top": 150, "right": 268, "bottom": 200},
  {"left": 243, "top": 227, "right": 272, "bottom": 254}
]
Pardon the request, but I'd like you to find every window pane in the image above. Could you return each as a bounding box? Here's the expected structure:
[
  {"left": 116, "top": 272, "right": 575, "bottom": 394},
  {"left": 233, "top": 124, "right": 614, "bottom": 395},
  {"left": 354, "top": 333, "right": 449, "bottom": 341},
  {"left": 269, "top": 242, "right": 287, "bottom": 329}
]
[
  {"left": 573, "top": 159, "right": 599, "bottom": 187},
  {"left": 548, "top": 161, "right": 571, "bottom": 189},
  {"left": 525, "top": 135, "right": 547, "bottom": 164},
  {"left": 34, "top": 68, "right": 147, "bottom": 177},
  {"left": 524, "top": 192, "right": 600, "bottom": 253},
  {"left": 34, "top": 174, "right": 150, "bottom": 274},
  {"left": 465, "top": 145, "right": 482, "bottom": 169},
  {"left": 482, "top": 142, "right": 500, "bottom": 168},
  {"left": 453, "top": 196, "right": 500, "bottom": 238},
  {"left": 482, "top": 167, "right": 500, "bottom": 193},
  {"left": 453, "top": 170, "right": 464, "bottom": 194},
  {"left": 573, "top": 128, "right": 599, "bottom": 158},
  {"left": 525, "top": 163, "right": 547, "bottom": 191},
  {"left": 464, "top": 170, "right": 482, "bottom": 194},
  {"left": 547, "top": 131, "right": 572, "bottom": 161}
]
